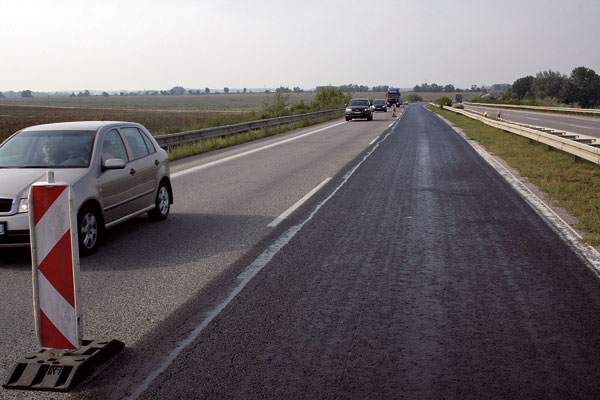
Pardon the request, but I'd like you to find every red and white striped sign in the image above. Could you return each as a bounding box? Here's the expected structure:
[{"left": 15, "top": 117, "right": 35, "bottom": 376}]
[{"left": 29, "top": 179, "right": 81, "bottom": 350}]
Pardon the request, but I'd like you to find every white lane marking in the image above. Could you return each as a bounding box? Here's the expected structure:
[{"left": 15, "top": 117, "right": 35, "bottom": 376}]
[
  {"left": 523, "top": 116, "right": 545, "bottom": 121},
  {"left": 369, "top": 136, "right": 380, "bottom": 145},
  {"left": 171, "top": 121, "right": 346, "bottom": 179},
  {"left": 388, "top": 122, "right": 394, "bottom": 128},
  {"left": 267, "top": 178, "right": 332, "bottom": 227},
  {"left": 569, "top": 124, "right": 595, "bottom": 130},
  {"left": 128, "top": 109, "right": 405, "bottom": 400}
]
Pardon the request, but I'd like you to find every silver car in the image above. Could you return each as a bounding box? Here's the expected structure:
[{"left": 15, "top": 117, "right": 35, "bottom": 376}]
[{"left": 0, "top": 121, "right": 173, "bottom": 255}]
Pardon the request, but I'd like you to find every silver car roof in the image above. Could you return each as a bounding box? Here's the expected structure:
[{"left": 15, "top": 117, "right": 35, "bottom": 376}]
[{"left": 21, "top": 121, "right": 142, "bottom": 132}]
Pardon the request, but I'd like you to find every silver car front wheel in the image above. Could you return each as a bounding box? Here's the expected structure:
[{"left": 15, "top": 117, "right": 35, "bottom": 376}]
[
  {"left": 78, "top": 205, "right": 100, "bottom": 256},
  {"left": 149, "top": 182, "right": 171, "bottom": 220}
]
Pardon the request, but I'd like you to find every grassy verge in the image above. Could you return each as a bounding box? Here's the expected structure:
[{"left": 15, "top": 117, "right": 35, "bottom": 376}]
[
  {"left": 166, "top": 114, "right": 340, "bottom": 162},
  {"left": 427, "top": 105, "right": 600, "bottom": 246}
]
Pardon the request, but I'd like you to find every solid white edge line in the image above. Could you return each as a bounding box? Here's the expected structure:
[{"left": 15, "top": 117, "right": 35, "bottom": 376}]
[
  {"left": 267, "top": 178, "right": 332, "bottom": 227},
  {"left": 128, "top": 109, "right": 405, "bottom": 400},
  {"left": 432, "top": 109, "right": 600, "bottom": 278},
  {"left": 171, "top": 121, "right": 346, "bottom": 179}
]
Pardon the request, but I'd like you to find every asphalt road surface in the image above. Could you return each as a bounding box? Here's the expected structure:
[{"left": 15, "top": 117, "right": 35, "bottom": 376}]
[
  {"left": 464, "top": 104, "right": 600, "bottom": 139},
  {"left": 3, "top": 105, "right": 600, "bottom": 399},
  {"left": 0, "top": 110, "right": 397, "bottom": 399}
]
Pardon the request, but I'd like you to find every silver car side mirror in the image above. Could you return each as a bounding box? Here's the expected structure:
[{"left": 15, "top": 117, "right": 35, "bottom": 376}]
[{"left": 103, "top": 158, "right": 126, "bottom": 170}]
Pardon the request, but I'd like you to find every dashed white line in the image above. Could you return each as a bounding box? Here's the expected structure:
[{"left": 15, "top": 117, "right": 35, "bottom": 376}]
[
  {"left": 369, "top": 136, "right": 380, "bottom": 145},
  {"left": 569, "top": 124, "right": 594, "bottom": 130},
  {"left": 267, "top": 178, "right": 332, "bottom": 227}
]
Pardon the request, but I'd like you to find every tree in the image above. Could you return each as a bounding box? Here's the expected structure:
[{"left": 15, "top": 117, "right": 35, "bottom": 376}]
[
  {"left": 102, "top": 92, "right": 109, "bottom": 97},
  {"left": 223, "top": 87, "right": 229, "bottom": 94},
  {"left": 0, "top": 92, "right": 4, "bottom": 98},
  {"left": 372, "top": 85, "right": 389, "bottom": 92},
  {"left": 260, "top": 91, "right": 290, "bottom": 116},
  {"left": 310, "top": 86, "right": 351, "bottom": 110},
  {"left": 340, "top": 84, "right": 369, "bottom": 92},
  {"left": 205, "top": 87, "right": 210, "bottom": 94},
  {"left": 532, "top": 70, "right": 567, "bottom": 101},
  {"left": 169, "top": 86, "right": 185, "bottom": 95},
  {"left": 511, "top": 76, "right": 534, "bottom": 99},
  {"left": 293, "top": 87, "right": 304, "bottom": 93},
  {"left": 443, "top": 84, "right": 455, "bottom": 92},
  {"left": 436, "top": 96, "right": 452, "bottom": 107},
  {"left": 565, "top": 66, "right": 600, "bottom": 108},
  {"left": 491, "top": 83, "right": 511, "bottom": 92},
  {"left": 243, "top": 88, "right": 247, "bottom": 93},
  {"left": 275, "top": 86, "right": 292, "bottom": 93},
  {"left": 21, "top": 90, "right": 33, "bottom": 98},
  {"left": 406, "top": 94, "right": 423, "bottom": 102},
  {"left": 414, "top": 83, "right": 445, "bottom": 92}
]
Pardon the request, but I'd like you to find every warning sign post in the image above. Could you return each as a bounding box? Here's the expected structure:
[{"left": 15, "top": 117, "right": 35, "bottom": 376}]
[
  {"left": 30, "top": 178, "right": 82, "bottom": 350},
  {"left": 3, "top": 172, "right": 123, "bottom": 392}
]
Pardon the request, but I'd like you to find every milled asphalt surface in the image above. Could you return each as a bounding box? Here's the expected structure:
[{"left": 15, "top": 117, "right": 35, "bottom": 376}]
[{"left": 138, "top": 105, "right": 600, "bottom": 399}]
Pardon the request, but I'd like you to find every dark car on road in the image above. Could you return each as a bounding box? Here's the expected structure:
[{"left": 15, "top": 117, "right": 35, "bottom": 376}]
[
  {"left": 345, "top": 99, "right": 373, "bottom": 121},
  {"left": 373, "top": 99, "right": 387, "bottom": 112}
]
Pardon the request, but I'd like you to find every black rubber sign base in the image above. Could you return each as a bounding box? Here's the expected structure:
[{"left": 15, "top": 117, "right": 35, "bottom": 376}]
[{"left": 3, "top": 338, "right": 124, "bottom": 392}]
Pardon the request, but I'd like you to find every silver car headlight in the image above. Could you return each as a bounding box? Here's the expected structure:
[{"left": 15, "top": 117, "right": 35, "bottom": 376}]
[
  {"left": 345, "top": 108, "right": 352, "bottom": 112},
  {"left": 18, "top": 198, "right": 29, "bottom": 213}
]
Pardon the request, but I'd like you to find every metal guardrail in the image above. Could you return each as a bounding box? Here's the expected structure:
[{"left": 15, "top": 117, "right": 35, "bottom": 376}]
[
  {"left": 435, "top": 104, "right": 600, "bottom": 165},
  {"left": 154, "top": 109, "right": 344, "bottom": 149},
  {"left": 464, "top": 102, "right": 600, "bottom": 116}
]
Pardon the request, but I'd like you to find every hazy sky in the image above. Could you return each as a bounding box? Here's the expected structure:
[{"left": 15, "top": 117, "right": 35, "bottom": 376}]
[{"left": 2, "top": 0, "right": 599, "bottom": 92}]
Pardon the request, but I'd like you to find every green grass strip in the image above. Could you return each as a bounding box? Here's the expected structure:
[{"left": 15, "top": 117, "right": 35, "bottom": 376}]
[{"left": 428, "top": 105, "right": 600, "bottom": 246}]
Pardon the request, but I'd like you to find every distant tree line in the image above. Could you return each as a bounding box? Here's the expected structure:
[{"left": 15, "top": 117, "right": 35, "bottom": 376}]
[
  {"left": 312, "top": 85, "right": 391, "bottom": 92},
  {"left": 413, "top": 83, "right": 493, "bottom": 93},
  {"left": 474, "top": 66, "right": 600, "bottom": 108},
  {"left": 0, "top": 85, "right": 399, "bottom": 98}
]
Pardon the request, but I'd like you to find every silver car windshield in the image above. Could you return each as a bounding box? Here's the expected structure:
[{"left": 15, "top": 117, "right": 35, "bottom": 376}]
[{"left": 0, "top": 130, "right": 95, "bottom": 168}]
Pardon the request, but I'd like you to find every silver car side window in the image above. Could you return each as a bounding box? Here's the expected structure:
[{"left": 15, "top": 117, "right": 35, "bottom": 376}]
[
  {"left": 102, "top": 130, "right": 129, "bottom": 162},
  {"left": 140, "top": 131, "right": 156, "bottom": 154},
  {"left": 120, "top": 128, "right": 150, "bottom": 160}
]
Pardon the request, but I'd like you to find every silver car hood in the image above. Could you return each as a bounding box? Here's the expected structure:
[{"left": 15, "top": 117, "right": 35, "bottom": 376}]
[{"left": 0, "top": 168, "right": 87, "bottom": 199}]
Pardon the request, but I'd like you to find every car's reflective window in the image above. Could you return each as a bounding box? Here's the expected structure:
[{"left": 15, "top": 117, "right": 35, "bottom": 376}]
[
  {"left": 140, "top": 130, "right": 156, "bottom": 154},
  {"left": 349, "top": 100, "right": 369, "bottom": 106},
  {"left": 0, "top": 130, "right": 95, "bottom": 168},
  {"left": 102, "top": 130, "right": 129, "bottom": 162},
  {"left": 120, "top": 128, "right": 151, "bottom": 160}
]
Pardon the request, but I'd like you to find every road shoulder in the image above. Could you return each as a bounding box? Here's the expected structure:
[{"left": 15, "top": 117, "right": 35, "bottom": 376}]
[{"left": 432, "top": 110, "right": 600, "bottom": 276}]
